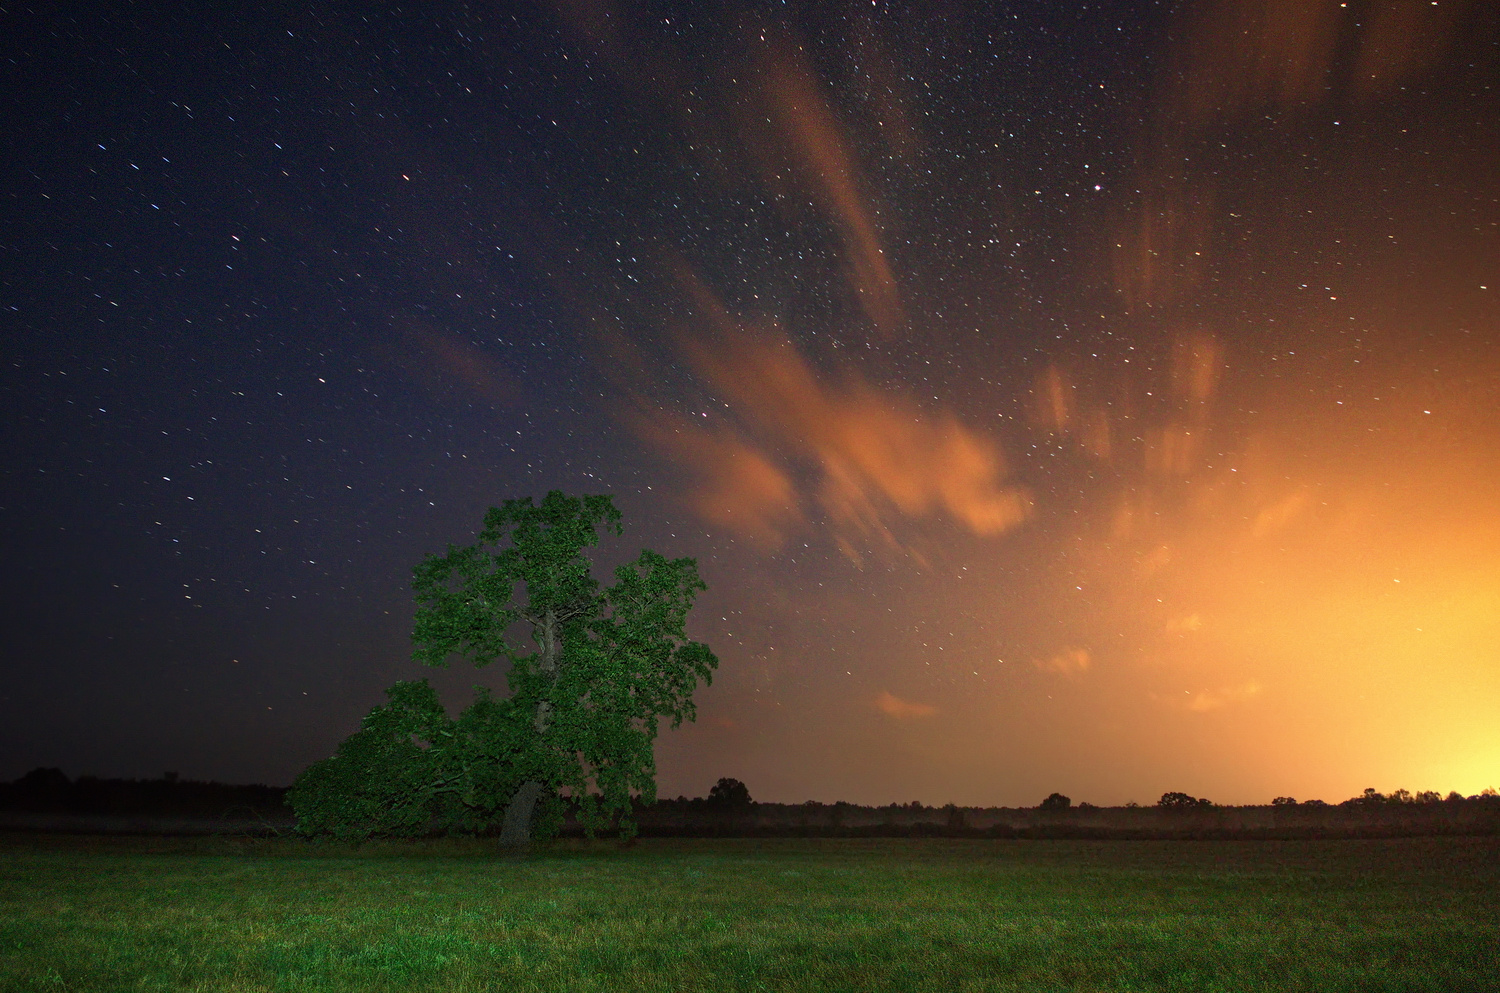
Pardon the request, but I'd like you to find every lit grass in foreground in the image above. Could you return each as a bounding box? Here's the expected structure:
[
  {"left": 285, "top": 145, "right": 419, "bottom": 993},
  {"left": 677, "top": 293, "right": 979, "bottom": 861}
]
[{"left": 1, "top": 835, "right": 1495, "bottom": 991}]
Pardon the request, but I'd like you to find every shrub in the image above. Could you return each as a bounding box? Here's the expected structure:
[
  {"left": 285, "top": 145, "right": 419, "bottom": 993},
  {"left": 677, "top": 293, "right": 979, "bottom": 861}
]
[
  {"left": 1158, "top": 791, "right": 1213, "bottom": 809},
  {"left": 1038, "top": 792, "right": 1072, "bottom": 811},
  {"left": 1271, "top": 796, "right": 1297, "bottom": 806},
  {"left": 287, "top": 680, "right": 520, "bottom": 840},
  {"left": 706, "top": 777, "right": 753, "bottom": 809}
]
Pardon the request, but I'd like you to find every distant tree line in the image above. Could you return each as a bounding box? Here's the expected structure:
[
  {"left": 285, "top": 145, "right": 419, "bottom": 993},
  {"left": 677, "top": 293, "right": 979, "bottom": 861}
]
[
  {"left": 7, "top": 765, "right": 1494, "bottom": 833},
  {"left": 0, "top": 767, "right": 287, "bottom": 818},
  {"left": 1031, "top": 787, "right": 1498, "bottom": 810},
  {"left": 658, "top": 778, "right": 754, "bottom": 811}
]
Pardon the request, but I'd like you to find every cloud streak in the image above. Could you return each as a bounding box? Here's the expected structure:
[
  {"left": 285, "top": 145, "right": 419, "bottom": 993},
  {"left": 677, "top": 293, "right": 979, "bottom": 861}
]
[
  {"left": 1037, "top": 647, "right": 1092, "bottom": 679},
  {"left": 1185, "top": 682, "right": 1264, "bottom": 713},
  {"left": 875, "top": 691, "right": 937, "bottom": 720},
  {"left": 754, "top": 41, "right": 903, "bottom": 334},
  {"left": 677, "top": 327, "right": 1029, "bottom": 553},
  {"left": 634, "top": 413, "right": 800, "bottom": 549}
]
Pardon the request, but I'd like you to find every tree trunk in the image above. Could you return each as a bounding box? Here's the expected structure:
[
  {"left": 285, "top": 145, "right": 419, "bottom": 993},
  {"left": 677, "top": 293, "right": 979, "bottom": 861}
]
[
  {"left": 499, "top": 608, "right": 563, "bottom": 848},
  {"left": 499, "top": 780, "right": 544, "bottom": 848}
]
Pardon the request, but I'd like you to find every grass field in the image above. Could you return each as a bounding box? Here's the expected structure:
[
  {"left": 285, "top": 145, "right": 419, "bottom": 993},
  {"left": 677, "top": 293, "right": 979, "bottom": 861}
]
[{"left": 1, "top": 834, "right": 1495, "bottom": 992}]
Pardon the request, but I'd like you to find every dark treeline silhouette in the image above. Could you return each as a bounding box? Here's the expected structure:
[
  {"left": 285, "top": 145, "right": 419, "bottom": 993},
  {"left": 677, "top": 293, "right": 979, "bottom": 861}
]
[
  {"left": 620, "top": 785, "right": 1500, "bottom": 841},
  {"left": 3, "top": 769, "right": 1497, "bottom": 839},
  {"left": 1157, "top": 791, "right": 1215, "bottom": 809},
  {"left": 0, "top": 768, "right": 288, "bottom": 819}
]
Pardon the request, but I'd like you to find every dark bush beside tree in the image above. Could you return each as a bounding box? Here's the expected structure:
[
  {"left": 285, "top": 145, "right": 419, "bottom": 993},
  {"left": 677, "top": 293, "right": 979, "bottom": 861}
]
[
  {"left": 706, "top": 777, "right": 753, "bottom": 808},
  {"left": 1158, "top": 791, "right": 1213, "bottom": 809}
]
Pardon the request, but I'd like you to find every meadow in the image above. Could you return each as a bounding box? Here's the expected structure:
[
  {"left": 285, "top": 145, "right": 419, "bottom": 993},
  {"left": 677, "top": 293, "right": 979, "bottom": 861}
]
[{"left": 1, "top": 833, "right": 1495, "bottom": 992}]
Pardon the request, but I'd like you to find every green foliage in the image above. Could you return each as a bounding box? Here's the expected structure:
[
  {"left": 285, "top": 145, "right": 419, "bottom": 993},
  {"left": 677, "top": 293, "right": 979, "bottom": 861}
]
[
  {"left": 287, "top": 680, "right": 522, "bottom": 839},
  {"left": 410, "top": 492, "right": 623, "bottom": 673},
  {"left": 293, "top": 492, "right": 718, "bottom": 843}
]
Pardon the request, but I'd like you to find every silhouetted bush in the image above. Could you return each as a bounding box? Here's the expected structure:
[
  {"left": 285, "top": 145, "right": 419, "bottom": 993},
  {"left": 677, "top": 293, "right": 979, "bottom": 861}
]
[
  {"left": 1039, "top": 792, "right": 1072, "bottom": 811},
  {"left": 11, "top": 767, "right": 70, "bottom": 807},
  {"left": 1272, "top": 796, "right": 1297, "bottom": 806},
  {"left": 706, "top": 777, "right": 753, "bottom": 809},
  {"left": 1158, "top": 791, "right": 1213, "bottom": 809}
]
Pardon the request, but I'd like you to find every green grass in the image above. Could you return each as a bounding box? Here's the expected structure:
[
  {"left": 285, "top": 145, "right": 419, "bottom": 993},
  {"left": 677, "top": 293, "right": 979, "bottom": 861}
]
[{"left": 1, "top": 834, "right": 1495, "bottom": 992}]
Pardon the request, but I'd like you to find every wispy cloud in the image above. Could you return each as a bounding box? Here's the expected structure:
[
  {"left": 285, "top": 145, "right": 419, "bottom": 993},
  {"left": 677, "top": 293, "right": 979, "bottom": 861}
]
[
  {"left": 680, "top": 328, "right": 1029, "bottom": 550},
  {"left": 875, "top": 690, "right": 937, "bottom": 719},
  {"left": 1186, "top": 681, "right": 1264, "bottom": 712},
  {"left": 1115, "top": 0, "right": 1472, "bottom": 310},
  {"left": 1037, "top": 647, "right": 1092, "bottom": 679},
  {"left": 755, "top": 41, "right": 902, "bottom": 334},
  {"left": 633, "top": 413, "right": 800, "bottom": 549},
  {"left": 403, "top": 323, "right": 522, "bottom": 407}
]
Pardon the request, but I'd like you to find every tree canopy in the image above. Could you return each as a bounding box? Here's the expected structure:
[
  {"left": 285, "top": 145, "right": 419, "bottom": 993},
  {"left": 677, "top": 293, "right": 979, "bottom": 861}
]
[
  {"left": 706, "top": 777, "right": 753, "bottom": 808},
  {"left": 289, "top": 491, "right": 718, "bottom": 844}
]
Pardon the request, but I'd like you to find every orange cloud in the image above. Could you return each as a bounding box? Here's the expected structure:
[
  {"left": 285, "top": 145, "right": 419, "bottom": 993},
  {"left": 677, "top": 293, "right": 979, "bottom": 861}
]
[
  {"left": 1165, "top": 614, "right": 1204, "bottom": 635},
  {"left": 756, "top": 42, "right": 902, "bottom": 334},
  {"left": 682, "top": 331, "right": 1030, "bottom": 548},
  {"left": 1034, "top": 364, "right": 1072, "bottom": 434},
  {"left": 1116, "top": 1, "right": 1473, "bottom": 310},
  {"left": 634, "top": 413, "right": 800, "bottom": 549},
  {"left": 1251, "top": 490, "right": 1311, "bottom": 538},
  {"left": 1168, "top": 0, "right": 1345, "bottom": 124},
  {"left": 1112, "top": 189, "right": 1216, "bottom": 313},
  {"left": 404, "top": 324, "right": 522, "bottom": 407},
  {"left": 875, "top": 690, "right": 937, "bottom": 720},
  {"left": 1039, "top": 332, "right": 1224, "bottom": 479},
  {"left": 1037, "top": 647, "right": 1092, "bottom": 679},
  {"left": 1186, "top": 682, "right": 1264, "bottom": 713},
  {"left": 1166, "top": 0, "right": 1471, "bottom": 120},
  {"left": 1171, "top": 333, "right": 1223, "bottom": 405}
]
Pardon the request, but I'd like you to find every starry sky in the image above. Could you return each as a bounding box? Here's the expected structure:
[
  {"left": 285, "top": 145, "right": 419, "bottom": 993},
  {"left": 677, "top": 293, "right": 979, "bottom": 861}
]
[{"left": 4, "top": 0, "right": 1498, "bottom": 805}]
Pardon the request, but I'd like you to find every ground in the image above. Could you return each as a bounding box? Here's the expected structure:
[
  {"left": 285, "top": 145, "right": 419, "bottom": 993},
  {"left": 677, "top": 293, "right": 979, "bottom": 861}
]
[{"left": 2, "top": 834, "right": 1495, "bottom": 991}]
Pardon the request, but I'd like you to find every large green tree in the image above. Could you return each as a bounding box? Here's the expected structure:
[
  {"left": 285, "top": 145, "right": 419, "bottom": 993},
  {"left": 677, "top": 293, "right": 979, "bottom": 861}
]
[
  {"left": 290, "top": 492, "right": 717, "bottom": 844},
  {"left": 408, "top": 491, "right": 717, "bottom": 844}
]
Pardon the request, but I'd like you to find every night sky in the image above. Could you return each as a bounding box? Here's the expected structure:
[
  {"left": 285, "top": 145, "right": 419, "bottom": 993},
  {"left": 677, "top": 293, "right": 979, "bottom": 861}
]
[{"left": 5, "top": 1, "right": 1498, "bottom": 806}]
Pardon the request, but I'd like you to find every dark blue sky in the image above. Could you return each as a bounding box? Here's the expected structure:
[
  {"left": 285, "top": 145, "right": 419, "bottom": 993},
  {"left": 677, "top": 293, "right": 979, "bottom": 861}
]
[{"left": 4, "top": 1, "right": 1498, "bottom": 804}]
